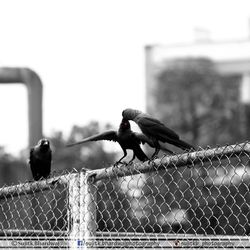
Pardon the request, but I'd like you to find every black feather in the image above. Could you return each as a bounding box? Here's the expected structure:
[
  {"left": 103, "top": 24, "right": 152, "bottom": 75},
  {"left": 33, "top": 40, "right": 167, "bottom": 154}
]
[
  {"left": 29, "top": 139, "right": 52, "bottom": 181},
  {"left": 123, "top": 108, "right": 195, "bottom": 156}
]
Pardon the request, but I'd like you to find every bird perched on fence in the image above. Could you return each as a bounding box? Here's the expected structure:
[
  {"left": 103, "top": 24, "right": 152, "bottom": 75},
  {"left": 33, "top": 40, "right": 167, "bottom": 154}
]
[
  {"left": 122, "top": 108, "right": 195, "bottom": 157},
  {"left": 29, "top": 138, "right": 52, "bottom": 181},
  {"left": 67, "top": 118, "right": 173, "bottom": 165}
]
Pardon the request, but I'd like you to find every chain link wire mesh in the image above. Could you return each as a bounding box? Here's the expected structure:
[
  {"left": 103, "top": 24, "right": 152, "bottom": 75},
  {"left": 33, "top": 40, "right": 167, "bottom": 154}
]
[{"left": 1, "top": 142, "right": 250, "bottom": 248}]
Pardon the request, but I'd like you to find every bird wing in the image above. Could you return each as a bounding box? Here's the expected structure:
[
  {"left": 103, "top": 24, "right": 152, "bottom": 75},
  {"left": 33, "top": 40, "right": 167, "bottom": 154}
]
[
  {"left": 29, "top": 148, "right": 35, "bottom": 165},
  {"left": 133, "top": 132, "right": 154, "bottom": 147},
  {"left": 67, "top": 130, "right": 118, "bottom": 147},
  {"left": 29, "top": 148, "right": 38, "bottom": 179},
  {"left": 134, "top": 132, "right": 174, "bottom": 154},
  {"left": 137, "top": 116, "right": 180, "bottom": 140},
  {"left": 47, "top": 149, "right": 52, "bottom": 163}
]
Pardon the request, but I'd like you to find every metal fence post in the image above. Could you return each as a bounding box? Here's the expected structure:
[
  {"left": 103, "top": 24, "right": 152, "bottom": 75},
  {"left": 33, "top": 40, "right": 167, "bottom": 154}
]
[
  {"left": 68, "top": 171, "right": 97, "bottom": 249},
  {"left": 81, "top": 171, "right": 97, "bottom": 241},
  {"left": 68, "top": 173, "right": 80, "bottom": 248}
]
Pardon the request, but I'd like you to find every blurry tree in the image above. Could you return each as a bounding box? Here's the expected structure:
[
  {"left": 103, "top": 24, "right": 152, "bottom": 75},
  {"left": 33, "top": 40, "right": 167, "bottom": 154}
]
[
  {"left": 154, "top": 58, "right": 243, "bottom": 148},
  {"left": 0, "top": 146, "right": 27, "bottom": 186}
]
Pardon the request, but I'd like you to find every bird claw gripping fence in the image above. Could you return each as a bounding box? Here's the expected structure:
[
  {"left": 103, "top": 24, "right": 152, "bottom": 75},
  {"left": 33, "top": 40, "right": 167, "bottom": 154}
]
[{"left": 1, "top": 142, "right": 250, "bottom": 248}]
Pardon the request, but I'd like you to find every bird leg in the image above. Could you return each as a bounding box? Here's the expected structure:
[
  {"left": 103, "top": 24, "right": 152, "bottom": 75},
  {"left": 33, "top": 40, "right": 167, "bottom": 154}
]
[
  {"left": 128, "top": 152, "right": 136, "bottom": 164},
  {"left": 149, "top": 139, "right": 161, "bottom": 159},
  {"left": 114, "top": 150, "right": 127, "bottom": 166},
  {"left": 151, "top": 148, "right": 160, "bottom": 159}
]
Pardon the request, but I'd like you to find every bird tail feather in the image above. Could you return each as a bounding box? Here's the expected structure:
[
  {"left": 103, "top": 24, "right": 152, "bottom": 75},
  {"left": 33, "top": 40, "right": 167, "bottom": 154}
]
[
  {"left": 159, "top": 145, "right": 174, "bottom": 154},
  {"left": 174, "top": 139, "right": 195, "bottom": 151}
]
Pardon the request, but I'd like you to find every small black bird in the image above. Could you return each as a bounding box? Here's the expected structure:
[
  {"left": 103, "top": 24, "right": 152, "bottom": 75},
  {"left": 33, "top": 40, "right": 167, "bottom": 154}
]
[
  {"left": 29, "top": 138, "right": 52, "bottom": 181},
  {"left": 67, "top": 119, "right": 173, "bottom": 164},
  {"left": 122, "top": 108, "right": 195, "bottom": 157}
]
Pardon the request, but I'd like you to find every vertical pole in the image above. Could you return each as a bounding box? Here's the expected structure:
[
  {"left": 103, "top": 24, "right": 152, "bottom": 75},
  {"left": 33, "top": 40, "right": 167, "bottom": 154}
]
[
  {"left": 0, "top": 67, "right": 43, "bottom": 148},
  {"left": 68, "top": 173, "right": 80, "bottom": 249},
  {"left": 68, "top": 171, "right": 97, "bottom": 249},
  {"left": 24, "top": 69, "right": 43, "bottom": 147},
  {"left": 81, "top": 171, "right": 97, "bottom": 241}
]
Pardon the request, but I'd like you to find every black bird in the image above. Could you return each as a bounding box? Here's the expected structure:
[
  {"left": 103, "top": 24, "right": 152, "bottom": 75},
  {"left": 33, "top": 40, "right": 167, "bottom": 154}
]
[
  {"left": 122, "top": 108, "right": 195, "bottom": 157},
  {"left": 29, "top": 138, "right": 52, "bottom": 181},
  {"left": 67, "top": 118, "right": 173, "bottom": 164}
]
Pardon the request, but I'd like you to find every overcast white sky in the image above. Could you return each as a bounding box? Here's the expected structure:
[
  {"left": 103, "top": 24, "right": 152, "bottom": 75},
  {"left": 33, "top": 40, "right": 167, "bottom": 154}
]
[{"left": 0, "top": 0, "right": 250, "bottom": 154}]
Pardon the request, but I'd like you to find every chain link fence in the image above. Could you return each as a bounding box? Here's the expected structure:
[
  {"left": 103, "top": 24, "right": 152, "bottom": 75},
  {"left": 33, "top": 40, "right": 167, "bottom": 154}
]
[{"left": 1, "top": 142, "right": 250, "bottom": 248}]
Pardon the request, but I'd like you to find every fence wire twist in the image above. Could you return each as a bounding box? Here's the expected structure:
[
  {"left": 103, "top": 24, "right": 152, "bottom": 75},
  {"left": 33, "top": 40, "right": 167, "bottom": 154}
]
[{"left": 0, "top": 142, "right": 250, "bottom": 248}]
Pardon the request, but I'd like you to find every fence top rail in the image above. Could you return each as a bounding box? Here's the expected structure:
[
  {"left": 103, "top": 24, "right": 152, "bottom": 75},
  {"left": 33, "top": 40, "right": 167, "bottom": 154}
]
[
  {"left": 89, "top": 142, "right": 250, "bottom": 183},
  {"left": 0, "top": 173, "right": 74, "bottom": 200},
  {"left": 0, "top": 142, "right": 249, "bottom": 197}
]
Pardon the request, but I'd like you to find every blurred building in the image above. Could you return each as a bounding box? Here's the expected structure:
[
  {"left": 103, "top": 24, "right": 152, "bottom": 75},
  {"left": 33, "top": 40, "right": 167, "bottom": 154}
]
[
  {"left": 145, "top": 38, "right": 250, "bottom": 113},
  {"left": 143, "top": 34, "right": 250, "bottom": 234}
]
